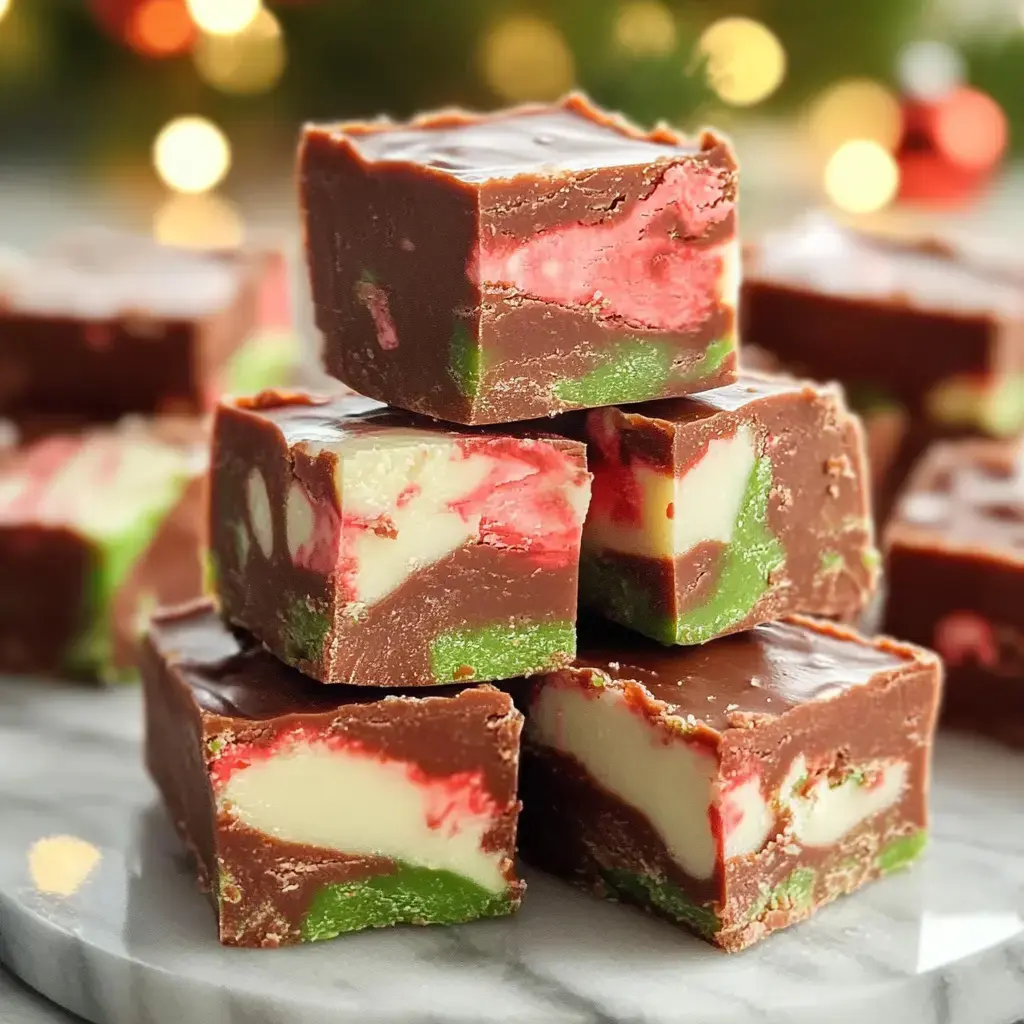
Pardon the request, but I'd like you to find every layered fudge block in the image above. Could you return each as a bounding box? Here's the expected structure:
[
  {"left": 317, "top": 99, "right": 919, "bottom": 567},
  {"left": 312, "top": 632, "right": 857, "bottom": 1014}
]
[
  {"left": 518, "top": 616, "right": 942, "bottom": 951},
  {"left": 884, "top": 439, "right": 1024, "bottom": 745},
  {"left": 300, "top": 93, "right": 739, "bottom": 425},
  {"left": 742, "top": 216, "right": 1024, "bottom": 442},
  {"left": 581, "top": 374, "right": 878, "bottom": 645},
  {"left": 0, "top": 229, "right": 296, "bottom": 422},
  {"left": 210, "top": 391, "right": 591, "bottom": 685},
  {"left": 142, "top": 600, "right": 524, "bottom": 947},
  {"left": 0, "top": 421, "right": 206, "bottom": 681}
]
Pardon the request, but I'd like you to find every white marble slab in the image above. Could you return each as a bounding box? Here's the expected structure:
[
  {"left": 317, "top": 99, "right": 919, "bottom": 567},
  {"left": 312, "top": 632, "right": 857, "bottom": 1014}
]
[{"left": 1, "top": 676, "right": 1023, "bottom": 1024}]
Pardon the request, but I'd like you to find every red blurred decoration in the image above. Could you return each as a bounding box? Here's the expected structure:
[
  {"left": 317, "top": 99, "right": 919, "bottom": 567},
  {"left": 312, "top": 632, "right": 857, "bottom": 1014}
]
[
  {"left": 90, "top": 0, "right": 195, "bottom": 57},
  {"left": 896, "top": 86, "right": 1008, "bottom": 206}
]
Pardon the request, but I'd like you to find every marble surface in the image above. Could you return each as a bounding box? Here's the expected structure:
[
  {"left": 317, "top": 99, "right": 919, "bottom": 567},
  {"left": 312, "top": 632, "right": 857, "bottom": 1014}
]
[{"left": 1, "top": 677, "right": 1023, "bottom": 1024}]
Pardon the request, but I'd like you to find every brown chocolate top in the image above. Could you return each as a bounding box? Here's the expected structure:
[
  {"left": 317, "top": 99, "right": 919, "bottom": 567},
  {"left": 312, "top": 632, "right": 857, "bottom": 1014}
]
[
  {"left": 619, "top": 372, "right": 832, "bottom": 426},
  {"left": 226, "top": 389, "right": 581, "bottom": 449},
  {"left": 887, "top": 438, "right": 1024, "bottom": 560},
  {"left": 0, "top": 228, "right": 250, "bottom": 320},
  {"left": 746, "top": 214, "right": 1024, "bottom": 319},
  {"left": 309, "top": 94, "right": 726, "bottom": 184},
  {"left": 572, "top": 615, "right": 932, "bottom": 731},
  {"left": 148, "top": 600, "right": 503, "bottom": 719}
]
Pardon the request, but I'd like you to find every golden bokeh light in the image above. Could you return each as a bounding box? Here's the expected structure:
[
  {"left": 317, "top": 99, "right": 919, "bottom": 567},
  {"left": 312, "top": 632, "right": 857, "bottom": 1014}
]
[
  {"left": 481, "top": 16, "right": 575, "bottom": 103},
  {"left": 614, "top": 2, "right": 677, "bottom": 56},
  {"left": 128, "top": 0, "right": 194, "bottom": 57},
  {"left": 153, "top": 192, "right": 245, "bottom": 249},
  {"left": 29, "top": 836, "right": 101, "bottom": 897},
  {"left": 153, "top": 116, "right": 231, "bottom": 194},
  {"left": 807, "top": 78, "right": 902, "bottom": 155},
  {"left": 824, "top": 139, "right": 899, "bottom": 214},
  {"left": 698, "top": 17, "right": 786, "bottom": 107},
  {"left": 193, "top": 7, "right": 284, "bottom": 95},
  {"left": 185, "top": 0, "right": 260, "bottom": 36},
  {"left": 0, "top": 0, "right": 11, "bottom": 24}
]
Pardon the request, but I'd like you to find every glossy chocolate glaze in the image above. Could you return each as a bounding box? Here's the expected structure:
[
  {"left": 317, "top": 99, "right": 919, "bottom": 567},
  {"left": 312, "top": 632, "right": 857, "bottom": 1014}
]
[
  {"left": 320, "top": 94, "right": 715, "bottom": 183},
  {"left": 573, "top": 615, "right": 928, "bottom": 732},
  {"left": 887, "top": 438, "right": 1024, "bottom": 556}
]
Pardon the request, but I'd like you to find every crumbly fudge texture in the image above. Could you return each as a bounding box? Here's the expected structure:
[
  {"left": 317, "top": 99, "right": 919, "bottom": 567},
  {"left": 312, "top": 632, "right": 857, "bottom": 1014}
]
[
  {"left": 884, "top": 438, "right": 1024, "bottom": 745},
  {"left": 580, "top": 373, "right": 878, "bottom": 645},
  {"left": 301, "top": 93, "right": 739, "bottom": 425},
  {"left": 741, "top": 216, "right": 1024, "bottom": 440},
  {"left": 0, "top": 229, "right": 273, "bottom": 421},
  {"left": 0, "top": 423, "right": 206, "bottom": 681},
  {"left": 518, "top": 616, "right": 941, "bottom": 951},
  {"left": 142, "top": 601, "right": 524, "bottom": 947},
  {"left": 210, "top": 390, "right": 591, "bottom": 685}
]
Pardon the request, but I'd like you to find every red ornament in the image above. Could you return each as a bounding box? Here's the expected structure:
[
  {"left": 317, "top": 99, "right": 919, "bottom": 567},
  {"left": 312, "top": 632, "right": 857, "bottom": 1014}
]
[{"left": 895, "top": 87, "right": 1007, "bottom": 207}]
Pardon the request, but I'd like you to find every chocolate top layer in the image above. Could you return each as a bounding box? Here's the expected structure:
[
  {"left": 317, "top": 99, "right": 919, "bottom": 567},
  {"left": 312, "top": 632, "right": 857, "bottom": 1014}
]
[
  {"left": 314, "top": 94, "right": 717, "bottom": 183},
  {"left": 887, "top": 439, "right": 1024, "bottom": 559},
  {"left": 747, "top": 214, "right": 1024, "bottom": 319},
  {"left": 573, "top": 615, "right": 930, "bottom": 730},
  {"left": 621, "top": 372, "right": 831, "bottom": 425},
  {"left": 0, "top": 228, "right": 247, "bottom": 320},
  {"left": 148, "top": 600, "right": 499, "bottom": 718},
  {"left": 228, "top": 390, "right": 579, "bottom": 449}
]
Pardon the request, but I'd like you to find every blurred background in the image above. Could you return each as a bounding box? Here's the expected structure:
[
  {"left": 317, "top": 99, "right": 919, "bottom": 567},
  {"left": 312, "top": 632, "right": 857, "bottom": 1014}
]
[{"left": 0, "top": 0, "right": 1022, "bottom": 252}]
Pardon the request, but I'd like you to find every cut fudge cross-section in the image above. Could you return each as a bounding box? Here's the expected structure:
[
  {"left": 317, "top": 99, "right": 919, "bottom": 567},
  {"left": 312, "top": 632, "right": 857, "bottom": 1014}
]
[
  {"left": 142, "top": 600, "right": 524, "bottom": 947},
  {"left": 742, "top": 216, "right": 1024, "bottom": 440},
  {"left": 0, "top": 421, "right": 206, "bottom": 681},
  {"left": 519, "top": 616, "right": 941, "bottom": 951},
  {"left": 884, "top": 439, "right": 1024, "bottom": 745},
  {"left": 210, "top": 391, "right": 591, "bottom": 685},
  {"left": 0, "top": 229, "right": 279, "bottom": 422},
  {"left": 581, "top": 373, "right": 878, "bottom": 645},
  {"left": 300, "top": 93, "right": 739, "bottom": 425}
]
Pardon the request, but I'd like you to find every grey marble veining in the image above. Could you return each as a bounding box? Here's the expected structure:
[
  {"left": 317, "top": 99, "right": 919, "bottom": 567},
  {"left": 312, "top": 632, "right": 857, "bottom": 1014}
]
[{"left": 1, "top": 676, "right": 1023, "bottom": 1024}]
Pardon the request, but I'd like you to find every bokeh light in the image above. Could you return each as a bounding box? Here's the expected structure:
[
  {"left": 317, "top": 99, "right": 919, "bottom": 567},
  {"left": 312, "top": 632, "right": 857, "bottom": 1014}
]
[
  {"left": 185, "top": 0, "right": 260, "bottom": 36},
  {"left": 614, "top": 2, "right": 677, "bottom": 57},
  {"left": 898, "top": 40, "right": 964, "bottom": 101},
  {"left": 824, "top": 139, "right": 899, "bottom": 213},
  {"left": 153, "top": 193, "right": 244, "bottom": 249},
  {"left": 0, "top": 0, "right": 11, "bottom": 25},
  {"left": 807, "top": 78, "right": 901, "bottom": 155},
  {"left": 127, "top": 0, "right": 195, "bottom": 57},
  {"left": 698, "top": 17, "right": 786, "bottom": 107},
  {"left": 480, "top": 16, "right": 575, "bottom": 102},
  {"left": 934, "top": 87, "right": 1008, "bottom": 170},
  {"left": 153, "top": 116, "right": 231, "bottom": 194},
  {"left": 194, "top": 7, "right": 285, "bottom": 94}
]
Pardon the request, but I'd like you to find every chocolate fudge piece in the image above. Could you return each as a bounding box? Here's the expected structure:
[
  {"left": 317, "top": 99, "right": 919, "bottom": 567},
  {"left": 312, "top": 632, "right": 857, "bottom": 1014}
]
[
  {"left": 142, "top": 600, "right": 523, "bottom": 947},
  {"left": 581, "top": 373, "right": 878, "bottom": 645},
  {"left": 518, "top": 616, "right": 941, "bottom": 952},
  {"left": 300, "top": 94, "right": 739, "bottom": 425},
  {"left": 741, "top": 216, "right": 1024, "bottom": 441},
  {"left": 0, "top": 229, "right": 271, "bottom": 422},
  {"left": 884, "top": 439, "right": 1024, "bottom": 745},
  {"left": 210, "top": 390, "right": 591, "bottom": 685},
  {"left": 0, "top": 421, "right": 206, "bottom": 681}
]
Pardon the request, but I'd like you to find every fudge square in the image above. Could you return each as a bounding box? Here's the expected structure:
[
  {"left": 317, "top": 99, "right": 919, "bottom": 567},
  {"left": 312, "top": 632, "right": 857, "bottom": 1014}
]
[
  {"left": 741, "top": 216, "right": 1024, "bottom": 442},
  {"left": 0, "top": 229, "right": 267, "bottom": 422},
  {"left": 884, "top": 439, "right": 1024, "bottom": 745},
  {"left": 0, "top": 421, "right": 206, "bottom": 682},
  {"left": 300, "top": 93, "right": 739, "bottom": 425},
  {"left": 518, "top": 616, "right": 942, "bottom": 952},
  {"left": 210, "top": 390, "right": 591, "bottom": 685},
  {"left": 142, "top": 600, "right": 524, "bottom": 948},
  {"left": 581, "top": 373, "right": 878, "bottom": 645}
]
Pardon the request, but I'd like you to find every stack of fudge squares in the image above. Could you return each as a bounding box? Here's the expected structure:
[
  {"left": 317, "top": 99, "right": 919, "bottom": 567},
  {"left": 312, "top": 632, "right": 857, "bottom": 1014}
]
[
  {"left": 0, "top": 231, "right": 296, "bottom": 681},
  {"left": 140, "top": 95, "right": 942, "bottom": 954},
  {"left": 743, "top": 214, "right": 1024, "bottom": 747}
]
